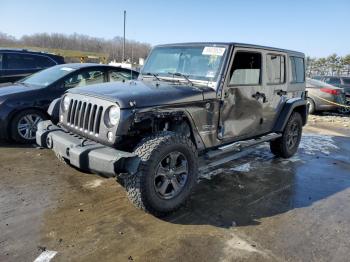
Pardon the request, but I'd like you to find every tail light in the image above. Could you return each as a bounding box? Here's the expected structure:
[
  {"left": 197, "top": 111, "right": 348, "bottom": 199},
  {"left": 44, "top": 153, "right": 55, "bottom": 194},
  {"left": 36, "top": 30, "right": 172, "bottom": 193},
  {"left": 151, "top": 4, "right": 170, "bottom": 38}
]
[{"left": 320, "top": 88, "right": 340, "bottom": 95}]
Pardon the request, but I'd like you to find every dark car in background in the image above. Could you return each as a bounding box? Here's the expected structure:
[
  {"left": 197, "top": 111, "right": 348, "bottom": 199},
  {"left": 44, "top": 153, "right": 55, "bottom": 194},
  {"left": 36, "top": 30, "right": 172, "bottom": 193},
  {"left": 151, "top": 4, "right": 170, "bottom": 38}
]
[
  {"left": 0, "top": 63, "right": 139, "bottom": 143},
  {"left": 306, "top": 78, "right": 349, "bottom": 114},
  {"left": 0, "top": 48, "right": 65, "bottom": 83}
]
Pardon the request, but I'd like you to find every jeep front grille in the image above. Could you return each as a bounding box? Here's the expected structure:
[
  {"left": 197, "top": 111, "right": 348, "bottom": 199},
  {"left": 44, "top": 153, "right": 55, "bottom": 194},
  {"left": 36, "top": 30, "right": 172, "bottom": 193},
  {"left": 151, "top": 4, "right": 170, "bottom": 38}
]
[{"left": 66, "top": 99, "right": 103, "bottom": 136}]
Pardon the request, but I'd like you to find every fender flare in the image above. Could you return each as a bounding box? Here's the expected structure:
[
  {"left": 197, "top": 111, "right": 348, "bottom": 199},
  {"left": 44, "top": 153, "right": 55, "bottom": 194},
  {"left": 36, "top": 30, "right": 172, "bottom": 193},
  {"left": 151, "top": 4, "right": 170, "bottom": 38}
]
[
  {"left": 133, "top": 108, "right": 206, "bottom": 151},
  {"left": 273, "top": 98, "right": 308, "bottom": 132},
  {"left": 47, "top": 98, "right": 61, "bottom": 124}
]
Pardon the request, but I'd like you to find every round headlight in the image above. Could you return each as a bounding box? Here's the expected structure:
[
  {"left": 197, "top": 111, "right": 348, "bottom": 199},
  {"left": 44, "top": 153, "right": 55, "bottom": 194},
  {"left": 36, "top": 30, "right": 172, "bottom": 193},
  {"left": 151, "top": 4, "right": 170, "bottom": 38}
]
[
  {"left": 63, "top": 96, "right": 70, "bottom": 112},
  {"left": 108, "top": 105, "right": 120, "bottom": 126}
]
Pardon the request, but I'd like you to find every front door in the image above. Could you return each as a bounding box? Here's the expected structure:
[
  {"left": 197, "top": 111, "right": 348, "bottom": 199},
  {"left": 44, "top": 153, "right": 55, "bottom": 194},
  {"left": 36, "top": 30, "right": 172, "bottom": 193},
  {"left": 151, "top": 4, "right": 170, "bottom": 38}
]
[{"left": 219, "top": 48, "right": 286, "bottom": 142}]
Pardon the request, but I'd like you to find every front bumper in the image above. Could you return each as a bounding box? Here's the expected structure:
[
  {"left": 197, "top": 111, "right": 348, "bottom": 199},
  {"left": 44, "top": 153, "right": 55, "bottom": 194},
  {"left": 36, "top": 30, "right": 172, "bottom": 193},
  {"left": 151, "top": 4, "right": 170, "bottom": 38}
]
[{"left": 36, "top": 120, "right": 138, "bottom": 177}]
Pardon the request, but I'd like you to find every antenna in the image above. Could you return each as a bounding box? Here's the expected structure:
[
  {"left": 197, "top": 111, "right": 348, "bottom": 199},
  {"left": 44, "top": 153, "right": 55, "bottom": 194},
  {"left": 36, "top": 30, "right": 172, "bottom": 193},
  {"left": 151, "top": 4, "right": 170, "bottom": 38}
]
[
  {"left": 131, "top": 44, "right": 133, "bottom": 79},
  {"left": 122, "top": 10, "right": 126, "bottom": 63}
]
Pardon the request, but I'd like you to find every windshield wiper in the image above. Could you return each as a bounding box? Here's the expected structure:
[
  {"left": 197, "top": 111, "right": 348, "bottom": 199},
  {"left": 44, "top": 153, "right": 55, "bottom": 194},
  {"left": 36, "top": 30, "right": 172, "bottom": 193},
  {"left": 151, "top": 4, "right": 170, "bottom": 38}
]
[
  {"left": 167, "top": 72, "right": 193, "bottom": 86},
  {"left": 143, "top": 72, "right": 161, "bottom": 81}
]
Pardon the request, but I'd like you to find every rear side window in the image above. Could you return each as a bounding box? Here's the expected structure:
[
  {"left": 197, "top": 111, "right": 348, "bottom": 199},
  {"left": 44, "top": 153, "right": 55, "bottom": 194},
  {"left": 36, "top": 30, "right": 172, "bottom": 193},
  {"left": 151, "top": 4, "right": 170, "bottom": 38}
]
[
  {"left": 64, "top": 69, "right": 105, "bottom": 89},
  {"left": 5, "top": 53, "right": 56, "bottom": 70},
  {"left": 290, "top": 57, "right": 305, "bottom": 83},
  {"left": 109, "top": 70, "right": 138, "bottom": 81},
  {"left": 6, "top": 53, "right": 34, "bottom": 69},
  {"left": 230, "top": 52, "right": 262, "bottom": 85},
  {"left": 0, "top": 54, "right": 3, "bottom": 69},
  {"left": 343, "top": 78, "right": 350, "bottom": 85},
  {"left": 266, "top": 54, "right": 285, "bottom": 84},
  {"left": 34, "top": 55, "right": 56, "bottom": 68},
  {"left": 326, "top": 77, "right": 341, "bottom": 85}
]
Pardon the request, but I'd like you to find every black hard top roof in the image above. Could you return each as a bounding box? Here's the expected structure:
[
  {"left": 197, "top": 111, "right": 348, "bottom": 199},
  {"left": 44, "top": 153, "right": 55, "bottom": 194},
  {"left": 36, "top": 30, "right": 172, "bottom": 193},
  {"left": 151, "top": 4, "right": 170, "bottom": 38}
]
[
  {"left": 155, "top": 42, "right": 304, "bottom": 57},
  {"left": 54, "top": 63, "right": 139, "bottom": 71},
  {"left": 55, "top": 63, "right": 107, "bottom": 69},
  {"left": 0, "top": 48, "right": 63, "bottom": 58}
]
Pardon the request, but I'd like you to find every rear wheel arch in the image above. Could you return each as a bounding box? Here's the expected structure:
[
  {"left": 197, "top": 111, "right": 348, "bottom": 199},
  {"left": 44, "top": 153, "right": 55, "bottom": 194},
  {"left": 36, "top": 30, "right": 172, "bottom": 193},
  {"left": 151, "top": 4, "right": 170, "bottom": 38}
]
[
  {"left": 273, "top": 99, "right": 308, "bottom": 132},
  {"left": 306, "top": 97, "right": 316, "bottom": 114}
]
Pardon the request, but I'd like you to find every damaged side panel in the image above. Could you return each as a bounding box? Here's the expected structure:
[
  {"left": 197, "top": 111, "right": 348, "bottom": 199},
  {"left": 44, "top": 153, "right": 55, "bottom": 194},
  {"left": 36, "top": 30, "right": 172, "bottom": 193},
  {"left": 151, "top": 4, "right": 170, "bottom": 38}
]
[{"left": 130, "top": 100, "right": 223, "bottom": 151}]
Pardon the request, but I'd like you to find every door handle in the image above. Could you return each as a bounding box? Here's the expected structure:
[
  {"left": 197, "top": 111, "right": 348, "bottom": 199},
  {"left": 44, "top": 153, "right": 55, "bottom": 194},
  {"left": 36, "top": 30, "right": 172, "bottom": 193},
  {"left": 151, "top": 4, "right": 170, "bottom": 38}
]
[
  {"left": 275, "top": 89, "right": 287, "bottom": 96},
  {"left": 252, "top": 92, "right": 267, "bottom": 103}
]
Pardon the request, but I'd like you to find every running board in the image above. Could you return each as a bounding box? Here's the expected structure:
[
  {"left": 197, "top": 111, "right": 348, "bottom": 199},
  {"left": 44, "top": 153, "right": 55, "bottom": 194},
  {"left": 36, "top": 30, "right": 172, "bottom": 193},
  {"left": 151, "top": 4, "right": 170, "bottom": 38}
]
[
  {"left": 205, "top": 133, "right": 282, "bottom": 160},
  {"left": 199, "top": 147, "right": 255, "bottom": 175}
]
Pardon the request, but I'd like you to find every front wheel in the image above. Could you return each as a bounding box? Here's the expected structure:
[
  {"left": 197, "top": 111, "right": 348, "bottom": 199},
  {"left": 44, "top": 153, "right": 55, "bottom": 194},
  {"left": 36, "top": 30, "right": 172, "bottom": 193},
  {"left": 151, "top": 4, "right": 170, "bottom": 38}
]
[
  {"left": 270, "top": 112, "right": 303, "bottom": 158},
  {"left": 124, "top": 132, "right": 198, "bottom": 216},
  {"left": 10, "top": 109, "right": 47, "bottom": 144}
]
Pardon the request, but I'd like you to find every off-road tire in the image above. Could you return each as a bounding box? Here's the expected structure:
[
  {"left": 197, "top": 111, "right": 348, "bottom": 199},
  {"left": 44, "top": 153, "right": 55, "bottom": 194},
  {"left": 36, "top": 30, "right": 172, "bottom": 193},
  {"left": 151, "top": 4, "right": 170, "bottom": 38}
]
[
  {"left": 124, "top": 132, "right": 198, "bottom": 216},
  {"left": 10, "top": 109, "right": 47, "bottom": 144},
  {"left": 270, "top": 112, "right": 303, "bottom": 158},
  {"left": 307, "top": 98, "right": 315, "bottom": 114}
]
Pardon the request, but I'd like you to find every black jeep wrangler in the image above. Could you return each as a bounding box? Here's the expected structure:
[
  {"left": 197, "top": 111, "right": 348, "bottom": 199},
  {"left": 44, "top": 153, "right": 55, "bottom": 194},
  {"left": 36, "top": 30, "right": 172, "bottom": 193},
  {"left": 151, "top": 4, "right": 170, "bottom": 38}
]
[{"left": 37, "top": 43, "right": 308, "bottom": 216}]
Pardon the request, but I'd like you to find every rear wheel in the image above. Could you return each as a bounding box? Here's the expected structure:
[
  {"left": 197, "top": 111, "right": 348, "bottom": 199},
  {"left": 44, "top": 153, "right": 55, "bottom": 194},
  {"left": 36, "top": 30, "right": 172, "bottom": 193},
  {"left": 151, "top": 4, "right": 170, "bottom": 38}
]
[
  {"left": 337, "top": 100, "right": 350, "bottom": 114},
  {"left": 10, "top": 109, "right": 47, "bottom": 144},
  {"left": 124, "top": 132, "right": 198, "bottom": 216},
  {"left": 270, "top": 112, "right": 303, "bottom": 158}
]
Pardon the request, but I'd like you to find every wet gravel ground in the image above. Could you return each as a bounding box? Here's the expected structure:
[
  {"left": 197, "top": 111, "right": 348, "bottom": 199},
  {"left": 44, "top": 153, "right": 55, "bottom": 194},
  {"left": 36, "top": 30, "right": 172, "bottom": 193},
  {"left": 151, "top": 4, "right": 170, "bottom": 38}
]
[{"left": 0, "top": 114, "right": 350, "bottom": 262}]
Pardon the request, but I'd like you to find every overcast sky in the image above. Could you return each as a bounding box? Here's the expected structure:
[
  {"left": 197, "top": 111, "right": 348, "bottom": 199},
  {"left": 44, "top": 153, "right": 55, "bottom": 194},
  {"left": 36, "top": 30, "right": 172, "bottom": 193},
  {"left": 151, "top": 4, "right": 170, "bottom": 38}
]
[{"left": 1, "top": 0, "right": 349, "bottom": 57}]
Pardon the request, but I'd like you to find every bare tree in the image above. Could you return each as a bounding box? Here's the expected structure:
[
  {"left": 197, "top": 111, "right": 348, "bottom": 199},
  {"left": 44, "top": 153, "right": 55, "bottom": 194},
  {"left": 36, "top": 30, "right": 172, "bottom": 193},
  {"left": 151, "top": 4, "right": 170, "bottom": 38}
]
[{"left": 0, "top": 31, "right": 151, "bottom": 63}]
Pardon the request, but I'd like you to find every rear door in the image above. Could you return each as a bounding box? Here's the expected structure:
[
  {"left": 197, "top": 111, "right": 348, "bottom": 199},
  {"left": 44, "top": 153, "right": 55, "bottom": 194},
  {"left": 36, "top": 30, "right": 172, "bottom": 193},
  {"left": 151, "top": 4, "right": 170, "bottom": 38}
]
[{"left": 219, "top": 48, "right": 286, "bottom": 142}]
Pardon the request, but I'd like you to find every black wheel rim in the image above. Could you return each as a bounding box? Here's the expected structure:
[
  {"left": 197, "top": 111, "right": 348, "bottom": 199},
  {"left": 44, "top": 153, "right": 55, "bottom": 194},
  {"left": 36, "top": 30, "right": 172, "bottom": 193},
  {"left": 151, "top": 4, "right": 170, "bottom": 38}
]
[
  {"left": 17, "top": 114, "right": 43, "bottom": 140},
  {"left": 287, "top": 122, "right": 300, "bottom": 149},
  {"left": 154, "top": 151, "right": 189, "bottom": 200}
]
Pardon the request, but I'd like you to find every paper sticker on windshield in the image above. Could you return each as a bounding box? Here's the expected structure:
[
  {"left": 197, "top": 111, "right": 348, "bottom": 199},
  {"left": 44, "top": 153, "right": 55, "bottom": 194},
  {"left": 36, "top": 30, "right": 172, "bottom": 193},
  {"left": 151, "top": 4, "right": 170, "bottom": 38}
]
[
  {"left": 60, "top": 67, "right": 74, "bottom": 71},
  {"left": 202, "top": 47, "right": 225, "bottom": 56},
  {"left": 206, "top": 71, "right": 216, "bottom": 78}
]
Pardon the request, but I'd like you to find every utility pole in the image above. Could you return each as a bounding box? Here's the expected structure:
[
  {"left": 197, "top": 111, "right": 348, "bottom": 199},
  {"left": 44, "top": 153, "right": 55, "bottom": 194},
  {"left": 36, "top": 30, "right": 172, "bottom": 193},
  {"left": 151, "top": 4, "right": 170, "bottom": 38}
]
[{"left": 122, "top": 10, "right": 126, "bottom": 63}]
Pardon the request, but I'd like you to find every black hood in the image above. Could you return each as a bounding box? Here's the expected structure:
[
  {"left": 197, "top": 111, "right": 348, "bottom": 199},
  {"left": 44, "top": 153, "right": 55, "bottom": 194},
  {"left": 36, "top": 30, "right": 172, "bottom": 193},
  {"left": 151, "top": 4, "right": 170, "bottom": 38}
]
[
  {"left": 0, "top": 83, "right": 40, "bottom": 100},
  {"left": 69, "top": 80, "right": 206, "bottom": 108}
]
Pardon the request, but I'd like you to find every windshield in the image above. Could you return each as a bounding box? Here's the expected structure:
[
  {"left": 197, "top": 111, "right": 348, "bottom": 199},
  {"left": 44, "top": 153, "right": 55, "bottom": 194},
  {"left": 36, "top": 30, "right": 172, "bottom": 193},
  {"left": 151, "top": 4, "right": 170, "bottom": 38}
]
[
  {"left": 141, "top": 45, "right": 227, "bottom": 87},
  {"left": 19, "top": 65, "right": 76, "bottom": 88}
]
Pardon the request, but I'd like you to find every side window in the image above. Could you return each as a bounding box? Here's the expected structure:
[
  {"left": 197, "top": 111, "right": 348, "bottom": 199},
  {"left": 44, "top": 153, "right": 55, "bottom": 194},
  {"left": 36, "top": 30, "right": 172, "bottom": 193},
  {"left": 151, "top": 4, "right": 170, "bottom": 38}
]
[
  {"left": 5, "top": 53, "right": 38, "bottom": 69},
  {"left": 109, "top": 70, "right": 137, "bottom": 82},
  {"left": 290, "top": 57, "right": 305, "bottom": 83},
  {"left": 0, "top": 54, "right": 2, "bottom": 70},
  {"left": 64, "top": 69, "right": 105, "bottom": 89},
  {"left": 34, "top": 56, "right": 56, "bottom": 68},
  {"left": 229, "top": 52, "right": 261, "bottom": 85},
  {"left": 328, "top": 77, "right": 341, "bottom": 85},
  {"left": 266, "top": 54, "right": 285, "bottom": 84}
]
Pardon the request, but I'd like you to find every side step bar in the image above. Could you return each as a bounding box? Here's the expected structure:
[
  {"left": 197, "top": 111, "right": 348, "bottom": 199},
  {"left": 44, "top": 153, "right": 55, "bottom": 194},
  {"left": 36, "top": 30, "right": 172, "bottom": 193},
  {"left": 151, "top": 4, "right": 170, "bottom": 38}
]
[
  {"left": 199, "top": 147, "right": 255, "bottom": 176},
  {"left": 205, "top": 133, "right": 282, "bottom": 159}
]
